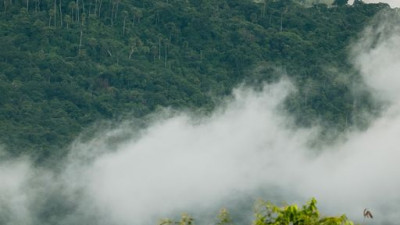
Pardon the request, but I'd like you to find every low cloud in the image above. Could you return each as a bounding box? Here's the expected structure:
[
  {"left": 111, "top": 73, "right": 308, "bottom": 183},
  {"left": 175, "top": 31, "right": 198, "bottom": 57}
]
[
  {"left": 0, "top": 158, "right": 32, "bottom": 225},
  {"left": 352, "top": 0, "right": 400, "bottom": 8}
]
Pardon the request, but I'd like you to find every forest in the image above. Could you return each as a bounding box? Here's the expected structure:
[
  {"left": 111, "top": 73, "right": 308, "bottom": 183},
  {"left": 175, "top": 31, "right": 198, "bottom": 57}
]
[{"left": 0, "top": 0, "right": 391, "bottom": 162}]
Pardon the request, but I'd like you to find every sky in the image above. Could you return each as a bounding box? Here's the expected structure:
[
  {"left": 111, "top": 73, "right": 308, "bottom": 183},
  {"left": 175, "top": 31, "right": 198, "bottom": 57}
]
[{"left": 1, "top": 5, "right": 400, "bottom": 225}]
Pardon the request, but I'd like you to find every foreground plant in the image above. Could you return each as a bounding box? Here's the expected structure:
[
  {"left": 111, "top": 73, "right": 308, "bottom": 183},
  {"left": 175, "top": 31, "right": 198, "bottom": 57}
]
[
  {"left": 254, "top": 198, "right": 354, "bottom": 225},
  {"left": 160, "top": 198, "right": 356, "bottom": 225}
]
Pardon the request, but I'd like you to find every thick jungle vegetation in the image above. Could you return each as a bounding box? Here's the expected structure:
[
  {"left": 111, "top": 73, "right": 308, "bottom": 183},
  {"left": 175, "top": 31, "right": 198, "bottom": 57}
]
[{"left": 0, "top": 0, "right": 392, "bottom": 161}]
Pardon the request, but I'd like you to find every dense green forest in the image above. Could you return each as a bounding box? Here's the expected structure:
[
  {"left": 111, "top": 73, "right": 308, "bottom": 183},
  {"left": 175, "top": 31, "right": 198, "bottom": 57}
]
[{"left": 0, "top": 0, "right": 391, "bottom": 161}]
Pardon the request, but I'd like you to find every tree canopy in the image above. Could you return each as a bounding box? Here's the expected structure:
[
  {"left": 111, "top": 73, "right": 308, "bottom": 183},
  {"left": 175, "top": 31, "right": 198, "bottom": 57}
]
[{"left": 0, "top": 0, "right": 391, "bottom": 161}]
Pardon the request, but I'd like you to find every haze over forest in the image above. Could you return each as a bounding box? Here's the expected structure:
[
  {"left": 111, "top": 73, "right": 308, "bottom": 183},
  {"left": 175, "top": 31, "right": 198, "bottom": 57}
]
[{"left": 1, "top": 0, "right": 400, "bottom": 225}]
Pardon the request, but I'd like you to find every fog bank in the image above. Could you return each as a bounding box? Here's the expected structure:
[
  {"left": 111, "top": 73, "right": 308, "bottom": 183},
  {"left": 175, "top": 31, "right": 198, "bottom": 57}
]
[{"left": 351, "top": 0, "right": 400, "bottom": 8}]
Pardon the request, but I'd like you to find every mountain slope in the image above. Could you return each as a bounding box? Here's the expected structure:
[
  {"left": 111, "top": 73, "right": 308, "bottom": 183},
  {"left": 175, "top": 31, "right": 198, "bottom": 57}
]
[{"left": 0, "top": 0, "right": 391, "bottom": 160}]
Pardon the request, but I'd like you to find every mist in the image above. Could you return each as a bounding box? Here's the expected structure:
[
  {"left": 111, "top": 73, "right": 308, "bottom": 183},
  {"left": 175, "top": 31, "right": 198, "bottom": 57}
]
[
  {"left": 1, "top": 10, "right": 400, "bottom": 225},
  {"left": 351, "top": 0, "right": 400, "bottom": 8}
]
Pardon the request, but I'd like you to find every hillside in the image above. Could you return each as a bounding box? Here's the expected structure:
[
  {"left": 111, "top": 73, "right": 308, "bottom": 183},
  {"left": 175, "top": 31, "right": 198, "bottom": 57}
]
[{"left": 0, "top": 0, "right": 391, "bottom": 161}]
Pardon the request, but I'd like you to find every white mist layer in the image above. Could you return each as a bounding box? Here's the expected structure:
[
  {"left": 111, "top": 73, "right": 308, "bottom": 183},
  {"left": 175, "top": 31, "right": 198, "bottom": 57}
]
[
  {"left": 0, "top": 159, "right": 32, "bottom": 225},
  {"left": 353, "top": 15, "right": 400, "bottom": 104},
  {"left": 77, "top": 81, "right": 312, "bottom": 225},
  {"left": 350, "top": 0, "right": 400, "bottom": 8},
  {"left": 1, "top": 12, "right": 400, "bottom": 225}
]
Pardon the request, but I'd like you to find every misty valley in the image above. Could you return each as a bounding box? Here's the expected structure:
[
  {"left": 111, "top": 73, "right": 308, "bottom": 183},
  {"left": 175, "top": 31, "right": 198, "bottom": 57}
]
[{"left": 1, "top": 0, "right": 400, "bottom": 224}]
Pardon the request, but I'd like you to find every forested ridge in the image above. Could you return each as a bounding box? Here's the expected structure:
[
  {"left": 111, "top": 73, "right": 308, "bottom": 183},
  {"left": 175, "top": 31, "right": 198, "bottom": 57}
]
[{"left": 0, "top": 0, "right": 391, "bottom": 161}]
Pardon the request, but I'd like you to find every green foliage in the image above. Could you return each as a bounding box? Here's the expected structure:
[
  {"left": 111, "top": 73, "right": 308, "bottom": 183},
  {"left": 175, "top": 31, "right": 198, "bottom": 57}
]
[
  {"left": 217, "top": 208, "right": 234, "bottom": 225},
  {"left": 254, "top": 198, "right": 355, "bottom": 225},
  {"left": 160, "top": 213, "right": 195, "bottom": 225},
  {"left": 161, "top": 199, "right": 356, "bottom": 225},
  {"left": 0, "top": 0, "right": 392, "bottom": 160},
  {"left": 333, "top": 0, "right": 349, "bottom": 6}
]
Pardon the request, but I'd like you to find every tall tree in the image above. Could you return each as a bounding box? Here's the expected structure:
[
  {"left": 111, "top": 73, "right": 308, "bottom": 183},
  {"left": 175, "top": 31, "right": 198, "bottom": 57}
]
[{"left": 333, "top": 0, "right": 348, "bottom": 6}]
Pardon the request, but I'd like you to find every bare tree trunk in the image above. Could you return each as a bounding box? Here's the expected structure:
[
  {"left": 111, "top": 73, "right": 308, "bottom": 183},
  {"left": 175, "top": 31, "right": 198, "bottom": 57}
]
[
  {"left": 76, "top": 0, "right": 79, "bottom": 22},
  {"left": 106, "top": 49, "right": 112, "bottom": 57},
  {"left": 158, "top": 37, "right": 161, "bottom": 60},
  {"left": 164, "top": 41, "right": 168, "bottom": 68},
  {"left": 78, "top": 28, "right": 83, "bottom": 55},
  {"left": 123, "top": 16, "right": 126, "bottom": 35},
  {"left": 94, "top": 0, "right": 97, "bottom": 16},
  {"left": 98, "top": 0, "right": 102, "bottom": 18},
  {"left": 81, "top": 0, "right": 84, "bottom": 15},
  {"left": 115, "top": 0, "right": 119, "bottom": 19},
  {"left": 88, "top": 1, "right": 91, "bottom": 15},
  {"left": 129, "top": 47, "right": 134, "bottom": 59},
  {"left": 262, "top": 0, "right": 266, "bottom": 17},
  {"left": 110, "top": 0, "right": 115, "bottom": 26},
  {"left": 4, "top": 0, "right": 8, "bottom": 12},
  {"left": 280, "top": 7, "right": 288, "bottom": 32},
  {"left": 59, "top": 0, "right": 63, "bottom": 27},
  {"left": 70, "top": 4, "right": 73, "bottom": 21},
  {"left": 54, "top": 0, "right": 57, "bottom": 26}
]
